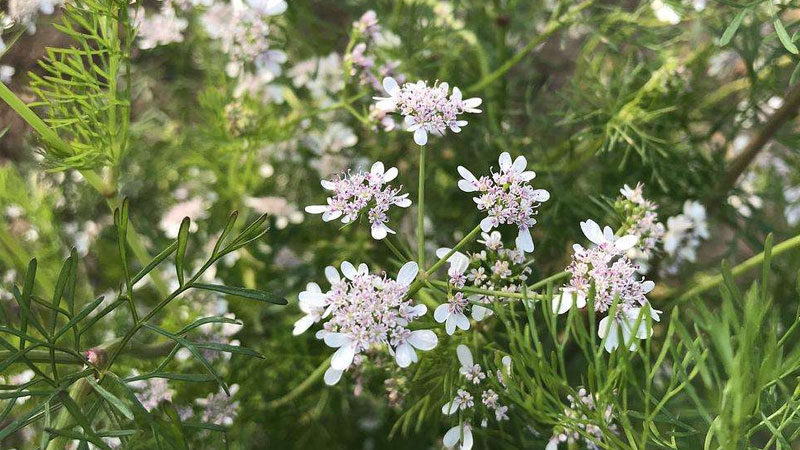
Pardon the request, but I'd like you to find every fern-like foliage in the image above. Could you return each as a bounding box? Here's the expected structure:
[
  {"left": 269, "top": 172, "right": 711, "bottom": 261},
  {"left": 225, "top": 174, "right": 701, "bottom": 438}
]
[{"left": 28, "top": 0, "right": 133, "bottom": 170}]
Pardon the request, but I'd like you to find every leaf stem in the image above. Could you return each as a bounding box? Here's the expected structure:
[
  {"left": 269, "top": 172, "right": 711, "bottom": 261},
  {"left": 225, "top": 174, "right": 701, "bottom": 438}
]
[{"left": 417, "top": 144, "right": 427, "bottom": 268}]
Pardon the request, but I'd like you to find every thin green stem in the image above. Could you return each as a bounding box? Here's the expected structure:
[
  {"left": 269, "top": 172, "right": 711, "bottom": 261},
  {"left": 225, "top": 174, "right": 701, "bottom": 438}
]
[
  {"left": 267, "top": 356, "right": 332, "bottom": 409},
  {"left": 466, "top": 0, "right": 597, "bottom": 93},
  {"left": 417, "top": 145, "right": 427, "bottom": 268}
]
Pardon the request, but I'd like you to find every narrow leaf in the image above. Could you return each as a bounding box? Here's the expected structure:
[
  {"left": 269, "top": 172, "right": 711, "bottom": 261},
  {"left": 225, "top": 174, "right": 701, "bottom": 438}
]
[
  {"left": 193, "top": 283, "right": 287, "bottom": 305},
  {"left": 774, "top": 17, "right": 799, "bottom": 54},
  {"left": 176, "top": 217, "right": 191, "bottom": 287},
  {"left": 719, "top": 8, "right": 748, "bottom": 46},
  {"left": 85, "top": 376, "right": 134, "bottom": 420}
]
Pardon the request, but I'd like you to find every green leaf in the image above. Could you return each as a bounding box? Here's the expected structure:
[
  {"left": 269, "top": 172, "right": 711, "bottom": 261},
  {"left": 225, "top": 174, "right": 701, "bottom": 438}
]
[
  {"left": 44, "top": 427, "right": 114, "bottom": 450},
  {"left": 85, "top": 376, "right": 134, "bottom": 421},
  {"left": 53, "top": 296, "right": 105, "bottom": 341},
  {"left": 57, "top": 390, "right": 113, "bottom": 450},
  {"left": 142, "top": 324, "right": 229, "bottom": 395},
  {"left": 774, "top": 17, "right": 799, "bottom": 54},
  {"left": 131, "top": 241, "right": 178, "bottom": 285},
  {"left": 123, "top": 372, "right": 216, "bottom": 384},
  {"left": 194, "top": 342, "right": 264, "bottom": 359},
  {"left": 192, "top": 283, "right": 287, "bottom": 305},
  {"left": 181, "top": 422, "right": 226, "bottom": 432},
  {"left": 51, "top": 254, "right": 75, "bottom": 334},
  {"left": 212, "top": 211, "right": 239, "bottom": 257},
  {"left": 176, "top": 217, "right": 190, "bottom": 287},
  {"left": 175, "top": 316, "right": 241, "bottom": 336},
  {"left": 719, "top": 8, "right": 749, "bottom": 46}
]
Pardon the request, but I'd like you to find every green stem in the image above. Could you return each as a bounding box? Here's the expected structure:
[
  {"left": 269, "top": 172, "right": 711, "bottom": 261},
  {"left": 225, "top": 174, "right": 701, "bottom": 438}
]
[
  {"left": 407, "top": 224, "right": 483, "bottom": 297},
  {"left": 417, "top": 145, "right": 427, "bottom": 268},
  {"left": 672, "top": 233, "right": 800, "bottom": 304},
  {"left": 267, "top": 356, "right": 332, "bottom": 409},
  {"left": 428, "top": 279, "right": 546, "bottom": 301},
  {"left": 466, "top": 0, "right": 597, "bottom": 93}
]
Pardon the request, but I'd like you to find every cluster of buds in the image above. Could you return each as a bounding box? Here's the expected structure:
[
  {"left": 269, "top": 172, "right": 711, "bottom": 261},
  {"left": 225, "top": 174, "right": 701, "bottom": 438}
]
[
  {"left": 615, "top": 183, "right": 665, "bottom": 272},
  {"left": 547, "top": 388, "right": 618, "bottom": 450}
]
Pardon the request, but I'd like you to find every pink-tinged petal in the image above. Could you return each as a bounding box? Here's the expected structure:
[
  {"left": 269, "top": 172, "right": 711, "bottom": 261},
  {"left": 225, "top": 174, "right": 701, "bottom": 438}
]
[
  {"left": 614, "top": 235, "right": 638, "bottom": 251},
  {"left": 434, "top": 304, "right": 450, "bottom": 323},
  {"left": 396, "top": 261, "right": 419, "bottom": 286},
  {"left": 456, "top": 344, "right": 473, "bottom": 367},
  {"left": 321, "top": 210, "right": 342, "bottom": 222},
  {"left": 305, "top": 205, "right": 327, "bottom": 214},
  {"left": 498, "top": 152, "right": 512, "bottom": 171},
  {"left": 408, "top": 330, "right": 437, "bottom": 350},
  {"left": 323, "top": 367, "right": 343, "bottom": 385},
  {"left": 330, "top": 343, "right": 356, "bottom": 370},
  {"left": 340, "top": 261, "right": 358, "bottom": 280},
  {"left": 458, "top": 179, "right": 477, "bottom": 192},
  {"left": 382, "top": 77, "right": 399, "bottom": 95},
  {"left": 580, "top": 220, "right": 605, "bottom": 245},
  {"left": 413, "top": 127, "right": 428, "bottom": 145}
]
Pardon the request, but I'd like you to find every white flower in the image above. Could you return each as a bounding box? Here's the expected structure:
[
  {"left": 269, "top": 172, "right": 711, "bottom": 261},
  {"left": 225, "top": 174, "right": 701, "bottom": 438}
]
[
  {"left": 456, "top": 344, "right": 485, "bottom": 384},
  {"left": 651, "top": 0, "right": 680, "bottom": 24},
  {"left": 458, "top": 152, "right": 549, "bottom": 253},
  {"left": 297, "top": 261, "right": 434, "bottom": 385},
  {"left": 434, "top": 292, "right": 471, "bottom": 335},
  {"left": 598, "top": 306, "right": 661, "bottom": 352},
  {"left": 551, "top": 288, "right": 587, "bottom": 315},
  {"left": 159, "top": 198, "right": 208, "bottom": 238},
  {"left": 246, "top": 0, "right": 287, "bottom": 16},
  {"left": 292, "top": 282, "right": 326, "bottom": 335},
  {"left": 442, "top": 389, "right": 474, "bottom": 415},
  {"left": 134, "top": 4, "right": 188, "bottom": 50},
  {"left": 305, "top": 161, "right": 411, "bottom": 240},
  {"left": 443, "top": 423, "right": 473, "bottom": 450},
  {"left": 579, "top": 219, "right": 638, "bottom": 252},
  {"left": 374, "top": 77, "right": 481, "bottom": 145},
  {"left": 0, "top": 65, "right": 14, "bottom": 83}
]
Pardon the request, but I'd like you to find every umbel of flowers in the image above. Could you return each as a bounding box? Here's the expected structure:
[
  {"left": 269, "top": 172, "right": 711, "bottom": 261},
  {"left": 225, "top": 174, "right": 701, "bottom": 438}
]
[
  {"left": 294, "top": 261, "right": 437, "bottom": 385},
  {"left": 374, "top": 77, "right": 482, "bottom": 145},
  {"left": 552, "top": 220, "right": 660, "bottom": 352}
]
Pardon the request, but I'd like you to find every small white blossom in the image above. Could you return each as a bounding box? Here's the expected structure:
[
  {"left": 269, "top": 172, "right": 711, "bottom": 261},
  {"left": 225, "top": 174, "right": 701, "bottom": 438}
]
[
  {"left": 305, "top": 162, "right": 411, "bottom": 239},
  {"left": 443, "top": 423, "right": 473, "bottom": 450},
  {"left": 374, "top": 77, "right": 481, "bottom": 145},
  {"left": 458, "top": 152, "right": 549, "bottom": 253}
]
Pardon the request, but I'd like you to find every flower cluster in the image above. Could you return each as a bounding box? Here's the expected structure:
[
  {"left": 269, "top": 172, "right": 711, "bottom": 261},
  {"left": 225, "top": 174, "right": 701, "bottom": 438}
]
[
  {"left": 441, "top": 346, "right": 512, "bottom": 449},
  {"left": 294, "top": 261, "right": 437, "bottom": 385},
  {"left": 547, "top": 388, "right": 618, "bottom": 450},
  {"left": 434, "top": 231, "right": 532, "bottom": 334},
  {"left": 201, "top": 0, "right": 287, "bottom": 78},
  {"left": 133, "top": 2, "right": 188, "bottom": 50},
  {"left": 553, "top": 219, "right": 659, "bottom": 352},
  {"left": 458, "top": 152, "right": 550, "bottom": 253},
  {"left": 374, "top": 77, "right": 482, "bottom": 145},
  {"left": 662, "top": 200, "right": 710, "bottom": 274},
  {"left": 346, "top": 10, "right": 404, "bottom": 91},
  {"left": 305, "top": 161, "right": 411, "bottom": 240},
  {"left": 615, "top": 183, "right": 665, "bottom": 272}
]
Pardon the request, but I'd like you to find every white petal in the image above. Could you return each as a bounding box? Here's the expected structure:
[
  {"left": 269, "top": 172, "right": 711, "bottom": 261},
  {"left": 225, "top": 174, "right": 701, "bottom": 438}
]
[
  {"left": 323, "top": 332, "right": 351, "bottom": 348},
  {"left": 532, "top": 189, "right": 549, "bottom": 202},
  {"left": 456, "top": 313, "right": 470, "bottom": 331},
  {"left": 445, "top": 315, "right": 457, "bottom": 335},
  {"left": 370, "top": 161, "right": 385, "bottom": 177},
  {"left": 457, "top": 166, "right": 477, "bottom": 182},
  {"left": 292, "top": 315, "right": 315, "bottom": 336},
  {"left": 372, "top": 224, "right": 388, "bottom": 240},
  {"left": 408, "top": 330, "right": 438, "bottom": 350},
  {"left": 461, "top": 426, "right": 473, "bottom": 450},
  {"left": 383, "top": 167, "right": 398, "bottom": 182},
  {"left": 375, "top": 99, "right": 396, "bottom": 111},
  {"left": 516, "top": 228, "right": 534, "bottom": 253},
  {"left": 325, "top": 266, "right": 340, "bottom": 284},
  {"left": 305, "top": 205, "right": 327, "bottom": 214},
  {"left": 472, "top": 305, "right": 491, "bottom": 321},
  {"left": 456, "top": 344, "right": 473, "bottom": 367},
  {"left": 580, "top": 220, "right": 605, "bottom": 245},
  {"left": 545, "top": 438, "right": 559, "bottom": 450},
  {"left": 320, "top": 180, "right": 336, "bottom": 190},
  {"left": 382, "top": 77, "right": 399, "bottom": 95},
  {"left": 443, "top": 425, "right": 462, "bottom": 447},
  {"left": 498, "top": 152, "right": 512, "bottom": 171},
  {"left": 323, "top": 367, "right": 343, "bottom": 385},
  {"left": 298, "top": 291, "right": 327, "bottom": 307},
  {"left": 330, "top": 343, "right": 356, "bottom": 370},
  {"left": 341, "top": 261, "right": 358, "bottom": 280},
  {"left": 442, "top": 401, "right": 459, "bottom": 415},
  {"left": 512, "top": 155, "right": 527, "bottom": 172},
  {"left": 458, "top": 179, "right": 477, "bottom": 192},
  {"left": 451, "top": 86, "right": 462, "bottom": 101},
  {"left": 413, "top": 127, "right": 428, "bottom": 145},
  {"left": 552, "top": 292, "right": 573, "bottom": 315},
  {"left": 397, "top": 261, "right": 419, "bottom": 286},
  {"left": 434, "top": 304, "right": 450, "bottom": 323},
  {"left": 463, "top": 98, "right": 482, "bottom": 109},
  {"left": 394, "top": 343, "right": 416, "bottom": 368},
  {"left": 480, "top": 217, "right": 494, "bottom": 232},
  {"left": 614, "top": 235, "right": 638, "bottom": 251},
  {"left": 642, "top": 280, "right": 655, "bottom": 294}
]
